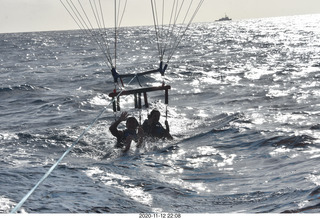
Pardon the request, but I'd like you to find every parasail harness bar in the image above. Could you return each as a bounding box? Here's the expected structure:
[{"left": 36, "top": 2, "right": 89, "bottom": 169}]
[{"left": 109, "top": 85, "right": 171, "bottom": 112}]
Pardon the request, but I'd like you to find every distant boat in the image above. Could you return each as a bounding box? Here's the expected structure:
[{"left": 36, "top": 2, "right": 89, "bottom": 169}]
[{"left": 216, "top": 14, "right": 232, "bottom": 22}]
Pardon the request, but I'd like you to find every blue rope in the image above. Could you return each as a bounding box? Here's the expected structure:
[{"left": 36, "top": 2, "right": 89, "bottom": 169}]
[
  {"left": 11, "top": 75, "right": 138, "bottom": 213},
  {"left": 11, "top": 107, "right": 106, "bottom": 213}
]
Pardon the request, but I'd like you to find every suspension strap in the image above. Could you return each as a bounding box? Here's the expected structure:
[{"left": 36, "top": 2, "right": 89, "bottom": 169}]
[
  {"left": 159, "top": 61, "right": 168, "bottom": 76},
  {"left": 111, "top": 67, "right": 124, "bottom": 87},
  {"left": 111, "top": 67, "right": 120, "bottom": 83},
  {"left": 165, "top": 105, "right": 168, "bottom": 121}
]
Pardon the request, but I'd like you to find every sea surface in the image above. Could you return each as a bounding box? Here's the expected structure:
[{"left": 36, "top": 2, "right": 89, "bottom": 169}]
[{"left": 1, "top": 14, "right": 320, "bottom": 213}]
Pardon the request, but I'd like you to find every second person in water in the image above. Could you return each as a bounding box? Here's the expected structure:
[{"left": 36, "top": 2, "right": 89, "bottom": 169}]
[{"left": 142, "top": 109, "right": 173, "bottom": 140}]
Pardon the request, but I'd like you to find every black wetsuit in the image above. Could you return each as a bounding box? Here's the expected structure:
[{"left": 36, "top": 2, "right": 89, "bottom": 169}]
[{"left": 142, "top": 120, "right": 166, "bottom": 139}]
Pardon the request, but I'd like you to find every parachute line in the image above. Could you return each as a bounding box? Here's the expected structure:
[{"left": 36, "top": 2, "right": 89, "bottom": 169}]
[
  {"left": 60, "top": 0, "right": 128, "bottom": 70},
  {"left": 150, "top": 0, "right": 204, "bottom": 64}
]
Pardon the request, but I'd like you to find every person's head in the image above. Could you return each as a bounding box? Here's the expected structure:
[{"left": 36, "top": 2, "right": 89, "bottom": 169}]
[
  {"left": 126, "top": 117, "right": 139, "bottom": 131},
  {"left": 149, "top": 109, "right": 161, "bottom": 123}
]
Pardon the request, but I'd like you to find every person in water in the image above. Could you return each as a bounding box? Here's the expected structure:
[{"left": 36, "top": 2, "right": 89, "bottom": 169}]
[
  {"left": 109, "top": 111, "right": 144, "bottom": 152},
  {"left": 142, "top": 109, "right": 173, "bottom": 140}
]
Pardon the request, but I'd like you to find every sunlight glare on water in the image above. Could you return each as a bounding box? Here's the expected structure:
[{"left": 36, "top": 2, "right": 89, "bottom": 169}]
[
  {"left": 2, "top": 14, "right": 320, "bottom": 213},
  {"left": 84, "top": 167, "right": 153, "bottom": 206}
]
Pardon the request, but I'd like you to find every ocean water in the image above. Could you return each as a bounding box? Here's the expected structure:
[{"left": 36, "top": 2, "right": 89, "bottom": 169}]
[{"left": 1, "top": 14, "right": 320, "bottom": 213}]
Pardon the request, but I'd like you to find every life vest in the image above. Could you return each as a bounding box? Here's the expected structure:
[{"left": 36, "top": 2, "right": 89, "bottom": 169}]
[{"left": 115, "top": 129, "right": 138, "bottom": 148}]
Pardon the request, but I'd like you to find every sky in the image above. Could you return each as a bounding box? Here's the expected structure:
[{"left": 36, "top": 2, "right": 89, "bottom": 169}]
[{"left": 1, "top": 0, "right": 320, "bottom": 33}]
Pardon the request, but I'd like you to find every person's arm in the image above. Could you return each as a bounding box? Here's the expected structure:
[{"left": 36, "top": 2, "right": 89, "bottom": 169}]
[
  {"left": 109, "top": 112, "right": 128, "bottom": 137},
  {"left": 136, "top": 126, "right": 144, "bottom": 148}
]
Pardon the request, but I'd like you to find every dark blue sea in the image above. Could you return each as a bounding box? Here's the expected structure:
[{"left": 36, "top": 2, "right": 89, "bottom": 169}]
[{"left": 1, "top": 14, "right": 320, "bottom": 214}]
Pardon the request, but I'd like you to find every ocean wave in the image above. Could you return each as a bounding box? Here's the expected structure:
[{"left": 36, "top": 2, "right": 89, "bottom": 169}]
[
  {"left": 267, "top": 135, "right": 315, "bottom": 148},
  {"left": 0, "top": 84, "right": 49, "bottom": 95},
  {"left": 2, "top": 14, "right": 320, "bottom": 213},
  {"left": 0, "top": 196, "right": 16, "bottom": 213}
]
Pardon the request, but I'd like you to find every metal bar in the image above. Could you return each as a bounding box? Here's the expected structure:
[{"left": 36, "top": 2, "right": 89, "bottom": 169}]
[{"left": 109, "top": 85, "right": 171, "bottom": 97}]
